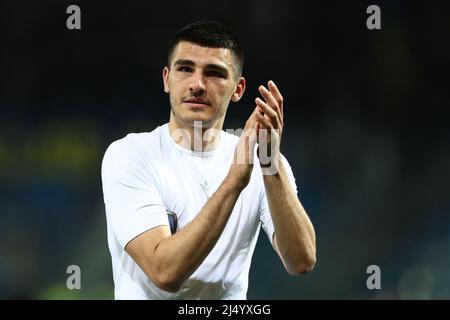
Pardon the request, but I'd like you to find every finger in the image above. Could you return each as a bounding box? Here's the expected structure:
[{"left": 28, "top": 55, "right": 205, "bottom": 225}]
[
  {"left": 244, "top": 120, "right": 258, "bottom": 163},
  {"left": 255, "top": 98, "right": 281, "bottom": 129},
  {"left": 257, "top": 106, "right": 272, "bottom": 129},
  {"left": 267, "top": 80, "right": 283, "bottom": 105},
  {"left": 255, "top": 109, "right": 272, "bottom": 129},
  {"left": 244, "top": 107, "right": 258, "bottom": 130},
  {"left": 255, "top": 98, "right": 277, "bottom": 118},
  {"left": 258, "top": 85, "right": 279, "bottom": 110},
  {"left": 257, "top": 105, "right": 277, "bottom": 128},
  {"left": 248, "top": 121, "right": 258, "bottom": 147},
  {"left": 259, "top": 85, "right": 282, "bottom": 125},
  {"left": 268, "top": 80, "right": 284, "bottom": 119}
]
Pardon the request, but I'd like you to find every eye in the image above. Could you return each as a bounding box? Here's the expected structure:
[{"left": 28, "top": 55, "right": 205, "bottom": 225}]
[
  {"left": 177, "top": 66, "right": 193, "bottom": 73},
  {"left": 205, "top": 70, "right": 226, "bottom": 78}
]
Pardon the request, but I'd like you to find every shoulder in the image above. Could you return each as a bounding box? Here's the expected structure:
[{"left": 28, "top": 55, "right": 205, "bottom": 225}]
[
  {"left": 102, "top": 126, "right": 165, "bottom": 175},
  {"left": 220, "top": 129, "right": 240, "bottom": 146},
  {"left": 104, "top": 125, "right": 164, "bottom": 158}
]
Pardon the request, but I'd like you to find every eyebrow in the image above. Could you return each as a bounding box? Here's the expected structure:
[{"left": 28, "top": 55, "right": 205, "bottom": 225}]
[
  {"left": 205, "top": 64, "right": 229, "bottom": 77},
  {"left": 173, "top": 59, "right": 229, "bottom": 77},
  {"left": 173, "top": 59, "right": 195, "bottom": 67}
]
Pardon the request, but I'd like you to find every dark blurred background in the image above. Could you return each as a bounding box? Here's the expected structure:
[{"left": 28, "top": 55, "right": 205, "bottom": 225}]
[{"left": 1, "top": 0, "right": 449, "bottom": 299}]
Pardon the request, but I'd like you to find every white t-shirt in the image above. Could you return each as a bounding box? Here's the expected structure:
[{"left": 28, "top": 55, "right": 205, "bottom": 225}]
[{"left": 101, "top": 123, "right": 298, "bottom": 300}]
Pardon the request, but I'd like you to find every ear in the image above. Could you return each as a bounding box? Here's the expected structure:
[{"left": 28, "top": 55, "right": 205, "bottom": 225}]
[
  {"left": 162, "top": 66, "right": 170, "bottom": 93},
  {"left": 231, "top": 77, "right": 246, "bottom": 102}
]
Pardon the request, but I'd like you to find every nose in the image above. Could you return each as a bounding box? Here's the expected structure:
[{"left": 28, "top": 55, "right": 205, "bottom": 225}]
[{"left": 188, "top": 71, "right": 206, "bottom": 95}]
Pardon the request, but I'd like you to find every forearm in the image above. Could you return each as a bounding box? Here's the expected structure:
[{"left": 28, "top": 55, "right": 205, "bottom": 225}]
[
  {"left": 153, "top": 174, "right": 243, "bottom": 288},
  {"left": 263, "top": 161, "right": 316, "bottom": 274}
]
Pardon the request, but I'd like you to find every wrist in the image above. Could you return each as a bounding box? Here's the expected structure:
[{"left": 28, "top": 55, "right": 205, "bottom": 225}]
[
  {"left": 262, "top": 157, "right": 285, "bottom": 180},
  {"left": 258, "top": 147, "right": 281, "bottom": 176},
  {"left": 224, "top": 171, "right": 248, "bottom": 192}
]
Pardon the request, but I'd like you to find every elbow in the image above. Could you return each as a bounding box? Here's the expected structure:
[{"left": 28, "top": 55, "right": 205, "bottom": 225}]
[
  {"left": 141, "top": 253, "right": 184, "bottom": 292},
  {"left": 298, "top": 257, "right": 316, "bottom": 274},
  {"left": 288, "top": 254, "right": 316, "bottom": 275},
  {"left": 139, "top": 259, "right": 184, "bottom": 292},
  {"left": 153, "top": 271, "right": 184, "bottom": 293}
]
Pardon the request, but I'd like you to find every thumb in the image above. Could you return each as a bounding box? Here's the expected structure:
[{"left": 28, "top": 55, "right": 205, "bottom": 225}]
[{"left": 249, "top": 122, "right": 259, "bottom": 148}]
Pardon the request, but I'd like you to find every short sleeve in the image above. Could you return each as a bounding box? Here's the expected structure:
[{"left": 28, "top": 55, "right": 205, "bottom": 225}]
[
  {"left": 101, "top": 137, "right": 169, "bottom": 249},
  {"left": 259, "top": 154, "right": 298, "bottom": 246}
]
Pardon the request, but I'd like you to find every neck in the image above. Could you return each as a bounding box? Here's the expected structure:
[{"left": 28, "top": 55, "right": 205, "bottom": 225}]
[{"left": 169, "top": 113, "right": 224, "bottom": 152}]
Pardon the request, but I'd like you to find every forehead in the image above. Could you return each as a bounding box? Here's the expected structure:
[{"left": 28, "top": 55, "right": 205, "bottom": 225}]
[{"left": 171, "top": 41, "right": 234, "bottom": 70}]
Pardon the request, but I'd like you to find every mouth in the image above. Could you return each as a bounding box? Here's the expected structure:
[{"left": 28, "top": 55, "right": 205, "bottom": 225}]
[{"left": 183, "top": 99, "right": 210, "bottom": 108}]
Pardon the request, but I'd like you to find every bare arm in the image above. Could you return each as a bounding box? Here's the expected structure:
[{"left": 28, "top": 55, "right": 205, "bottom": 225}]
[
  {"left": 255, "top": 80, "right": 316, "bottom": 275},
  {"left": 264, "top": 161, "right": 316, "bottom": 274},
  {"left": 126, "top": 111, "right": 260, "bottom": 292},
  {"left": 126, "top": 175, "right": 243, "bottom": 292}
]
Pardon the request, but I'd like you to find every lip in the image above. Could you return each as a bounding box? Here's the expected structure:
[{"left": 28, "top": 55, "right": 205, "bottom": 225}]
[{"left": 183, "top": 100, "right": 210, "bottom": 108}]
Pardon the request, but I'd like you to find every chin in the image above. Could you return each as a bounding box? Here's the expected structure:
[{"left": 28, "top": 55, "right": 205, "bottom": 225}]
[
  {"left": 184, "top": 113, "right": 216, "bottom": 127},
  {"left": 171, "top": 107, "right": 219, "bottom": 129}
]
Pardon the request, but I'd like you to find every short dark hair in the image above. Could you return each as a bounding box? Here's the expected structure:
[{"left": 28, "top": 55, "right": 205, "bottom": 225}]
[{"left": 167, "top": 21, "right": 244, "bottom": 77}]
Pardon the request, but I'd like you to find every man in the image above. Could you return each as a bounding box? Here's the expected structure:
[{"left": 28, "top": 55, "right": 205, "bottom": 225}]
[{"left": 101, "top": 21, "right": 316, "bottom": 299}]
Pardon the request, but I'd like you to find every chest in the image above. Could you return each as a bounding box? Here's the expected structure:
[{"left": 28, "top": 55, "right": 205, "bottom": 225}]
[{"left": 155, "top": 157, "right": 262, "bottom": 241}]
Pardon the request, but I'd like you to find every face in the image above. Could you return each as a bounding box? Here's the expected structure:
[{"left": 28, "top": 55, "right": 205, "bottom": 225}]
[{"left": 163, "top": 41, "right": 245, "bottom": 129}]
